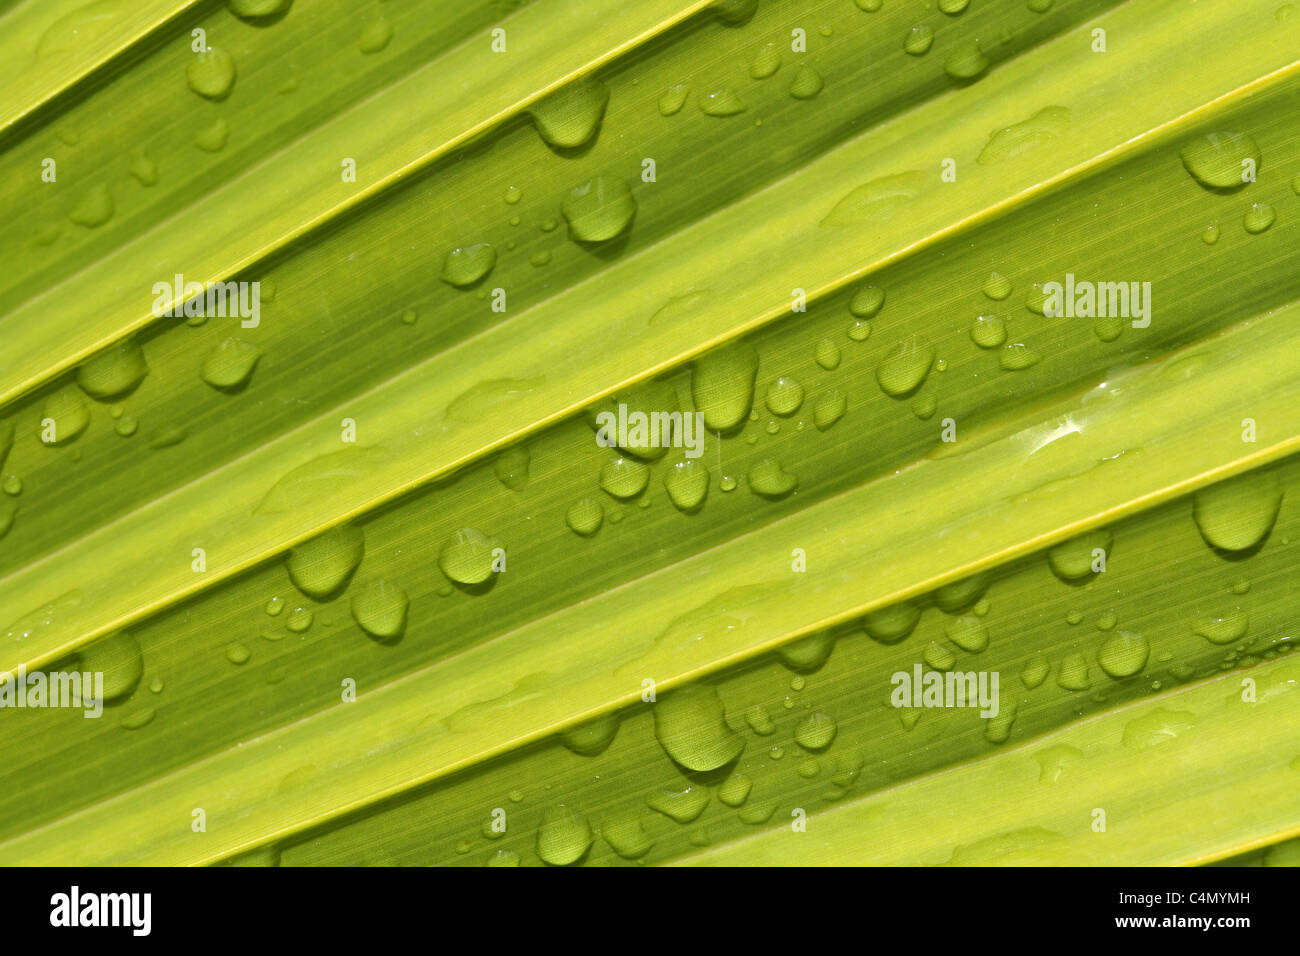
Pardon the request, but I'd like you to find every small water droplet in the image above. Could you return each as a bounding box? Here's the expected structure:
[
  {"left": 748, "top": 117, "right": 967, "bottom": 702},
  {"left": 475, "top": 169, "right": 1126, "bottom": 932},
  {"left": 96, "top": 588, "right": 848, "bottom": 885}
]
[
  {"left": 812, "top": 388, "right": 847, "bottom": 430},
  {"left": 1194, "top": 608, "right": 1249, "bottom": 645},
  {"left": 200, "top": 338, "right": 262, "bottom": 389},
  {"left": 970, "top": 314, "right": 1006, "bottom": 349},
  {"left": 287, "top": 525, "right": 364, "bottom": 598},
  {"left": 699, "top": 87, "right": 747, "bottom": 116},
  {"left": 944, "top": 40, "right": 988, "bottom": 80},
  {"left": 351, "top": 578, "right": 409, "bottom": 640},
  {"left": 358, "top": 16, "right": 393, "bottom": 54},
  {"left": 795, "top": 711, "right": 837, "bottom": 751},
  {"left": 562, "top": 175, "right": 636, "bottom": 242},
  {"left": 999, "top": 342, "right": 1041, "bottom": 371},
  {"left": 194, "top": 118, "right": 230, "bottom": 152},
  {"left": 904, "top": 24, "right": 934, "bottom": 55},
  {"left": 658, "top": 83, "right": 690, "bottom": 116},
  {"left": 748, "top": 459, "right": 797, "bottom": 497},
  {"left": 863, "top": 601, "right": 920, "bottom": 643},
  {"left": 265, "top": 596, "right": 284, "bottom": 616},
  {"left": 187, "top": 48, "right": 236, "bottom": 100},
  {"left": 1056, "top": 653, "right": 1091, "bottom": 691},
  {"left": 750, "top": 42, "right": 782, "bottom": 79},
  {"left": 1243, "top": 202, "right": 1276, "bottom": 234},
  {"left": 226, "top": 641, "right": 251, "bottom": 665},
  {"left": 286, "top": 607, "right": 313, "bottom": 633},
  {"left": 439, "top": 528, "right": 500, "bottom": 585},
  {"left": 664, "top": 459, "right": 709, "bottom": 511},
  {"left": 789, "top": 65, "right": 824, "bottom": 100},
  {"left": 765, "top": 376, "right": 804, "bottom": 416},
  {"left": 876, "top": 334, "right": 934, "bottom": 397},
  {"left": 530, "top": 77, "right": 609, "bottom": 149},
  {"left": 1201, "top": 223, "right": 1220, "bottom": 245},
  {"left": 945, "top": 615, "right": 989, "bottom": 653},
  {"left": 441, "top": 243, "right": 496, "bottom": 287},
  {"left": 68, "top": 183, "right": 113, "bottom": 228},
  {"left": 847, "top": 320, "right": 871, "bottom": 341}
]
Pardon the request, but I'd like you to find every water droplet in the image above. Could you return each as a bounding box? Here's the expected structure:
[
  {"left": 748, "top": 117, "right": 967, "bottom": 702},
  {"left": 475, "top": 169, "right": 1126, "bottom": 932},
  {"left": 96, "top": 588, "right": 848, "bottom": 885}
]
[
  {"left": 1180, "top": 132, "right": 1260, "bottom": 190},
  {"left": 1193, "top": 470, "right": 1282, "bottom": 551},
  {"left": 977, "top": 106, "right": 1071, "bottom": 165},
  {"left": 149, "top": 676, "right": 164, "bottom": 694},
  {"left": 485, "top": 849, "right": 520, "bottom": 867},
  {"left": 807, "top": 388, "right": 847, "bottom": 431},
  {"left": 200, "top": 338, "right": 262, "bottom": 389},
  {"left": 1122, "top": 707, "right": 1195, "bottom": 749},
  {"left": 999, "top": 342, "right": 1041, "bottom": 371},
  {"left": 904, "top": 24, "right": 934, "bottom": 55},
  {"left": 113, "top": 416, "right": 136, "bottom": 437},
  {"left": 602, "top": 816, "right": 654, "bottom": 859},
  {"left": 120, "top": 707, "right": 156, "bottom": 730},
  {"left": 692, "top": 343, "right": 758, "bottom": 430},
  {"left": 1093, "top": 315, "right": 1124, "bottom": 343},
  {"left": 1201, "top": 223, "right": 1220, "bottom": 245},
  {"left": 228, "top": 0, "right": 291, "bottom": 18},
  {"left": 1056, "top": 653, "right": 1091, "bottom": 691},
  {"left": 68, "top": 183, "right": 113, "bottom": 227},
  {"left": 566, "top": 497, "right": 604, "bottom": 536},
  {"left": 794, "top": 711, "right": 836, "bottom": 751},
  {"left": 358, "top": 16, "right": 393, "bottom": 54},
  {"left": 1048, "top": 528, "right": 1111, "bottom": 581},
  {"left": 748, "top": 459, "right": 797, "bottom": 497},
  {"left": 847, "top": 320, "right": 871, "bottom": 341},
  {"left": 445, "top": 377, "right": 543, "bottom": 425},
  {"left": 1034, "top": 743, "right": 1083, "bottom": 784},
  {"left": 814, "top": 338, "right": 841, "bottom": 370},
  {"left": 940, "top": 0, "right": 970, "bottom": 11},
  {"left": 719, "top": 474, "right": 737, "bottom": 492},
  {"left": 1098, "top": 630, "right": 1149, "bottom": 678},
  {"left": 226, "top": 641, "right": 251, "bottom": 665},
  {"left": 351, "top": 578, "right": 408, "bottom": 640},
  {"left": 42, "top": 388, "right": 90, "bottom": 444},
  {"left": 536, "top": 806, "right": 593, "bottom": 865},
  {"left": 441, "top": 243, "right": 496, "bottom": 287},
  {"left": 745, "top": 703, "right": 775, "bottom": 735},
  {"left": 944, "top": 40, "right": 988, "bottom": 80},
  {"left": 439, "top": 528, "right": 500, "bottom": 585},
  {"left": 933, "top": 571, "right": 990, "bottom": 613},
  {"left": 1019, "top": 655, "right": 1049, "bottom": 689},
  {"left": 599, "top": 456, "right": 650, "bottom": 499},
  {"left": 876, "top": 334, "right": 934, "bottom": 397},
  {"left": 698, "top": 88, "right": 747, "bottom": 117},
  {"left": 286, "top": 607, "right": 313, "bottom": 633},
  {"left": 77, "top": 339, "right": 148, "bottom": 400},
  {"left": 287, "top": 525, "right": 364, "bottom": 598},
  {"left": 80, "top": 631, "right": 142, "bottom": 699},
  {"left": 1243, "top": 202, "right": 1276, "bottom": 234},
  {"left": 750, "top": 42, "right": 782, "bottom": 79},
  {"left": 1027, "top": 0, "right": 1054, "bottom": 10},
  {"left": 561, "top": 712, "right": 620, "bottom": 756},
  {"left": 664, "top": 459, "right": 709, "bottom": 511},
  {"left": 646, "top": 785, "right": 710, "bottom": 823},
  {"left": 924, "top": 641, "right": 956, "bottom": 670},
  {"left": 35, "top": 1, "right": 124, "bottom": 59},
  {"left": 187, "top": 48, "right": 236, "bottom": 100},
  {"left": 982, "top": 272, "right": 1013, "bottom": 300},
  {"left": 3, "top": 475, "right": 23, "bottom": 496},
  {"left": 855, "top": 0, "right": 883, "bottom": 10},
  {"left": 255, "top": 446, "right": 390, "bottom": 514},
  {"left": 562, "top": 175, "right": 636, "bottom": 242},
  {"left": 765, "top": 376, "right": 804, "bottom": 416},
  {"left": 738, "top": 800, "right": 776, "bottom": 824},
  {"left": 1194, "top": 609, "right": 1249, "bottom": 645},
  {"left": 194, "top": 118, "right": 230, "bottom": 152},
  {"left": 0, "top": 500, "right": 14, "bottom": 540},
  {"left": 711, "top": 0, "right": 759, "bottom": 25},
  {"left": 654, "top": 684, "right": 745, "bottom": 771},
  {"left": 1066, "top": 609, "right": 1083, "bottom": 625},
  {"left": 789, "top": 66, "right": 824, "bottom": 100},
  {"left": 265, "top": 596, "right": 284, "bottom": 616},
  {"left": 147, "top": 423, "right": 186, "bottom": 449},
  {"left": 823, "top": 172, "right": 927, "bottom": 226},
  {"left": 658, "top": 83, "right": 690, "bottom": 116},
  {"left": 863, "top": 601, "right": 920, "bottom": 643},
  {"left": 529, "top": 249, "right": 552, "bottom": 267},
  {"left": 970, "top": 314, "right": 1006, "bottom": 349},
  {"left": 945, "top": 615, "right": 989, "bottom": 653},
  {"left": 493, "top": 445, "right": 530, "bottom": 491},
  {"left": 530, "top": 77, "right": 609, "bottom": 149}
]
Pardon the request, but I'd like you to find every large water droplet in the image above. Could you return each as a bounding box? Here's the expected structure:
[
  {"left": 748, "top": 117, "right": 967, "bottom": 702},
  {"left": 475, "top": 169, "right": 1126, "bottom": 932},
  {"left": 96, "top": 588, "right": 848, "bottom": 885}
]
[
  {"left": 565, "top": 498, "right": 604, "bottom": 536},
  {"left": 692, "top": 343, "right": 758, "bottom": 430},
  {"left": 970, "top": 314, "right": 1006, "bottom": 348},
  {"left": 1098, "top": 630, "right": 1149, "bottom": 678},
  {"left": 863, "top": 601, "right": 920, "bottom": 643},
  {"left": 187, "top": 48, "right": 236, "bottom": 100},
  {"left": 645, "top": 786, "right": 710, "bottom": 823},
  {"left": 80, "top": 630, "right": 143, "bottom": 700},
  {"left": 1056, "top": 653, "right": 1091, "bottom": 691},
  {"left": 789, "top": 66, "right": 824, "bottom": 100},
  {"left": 287, "top": 525, "right": 364, "bottom": 599},
  {"left": 944, "top": 40, "right": 988, "bottom": 80},
  {"left": 750, "top": 42, "right": 782, "bottom": 79},
  {"left": 1194, "top": 608, "right": 1249, "bottom": 645},
  {"left": 562, "top": 175, "right": 636, "bottom": 241},
  {"left": 77, "top": 339, "right": 148, "bottom": 399},
  {"left": 536, "top": 806, "right": 593, "bottom": 865},
  {"left": 439, "top": 528, "right": 500, "bottom": 585},
  {"left": 777, "top": 631, "right": 835, "bottom": 671},
  {"left": 795, "top": 711, "right": 837, "bottom": 751},
  {"left": 200, "top": 338, "right": 262, "bottom": 389},
  {"left": 653, "top": 684, "right": 745, "bottom": 772},
  {"left": 934, "top": 571, "right": 991, "bottom": 613},
  {"left": 602, "top": 816, "right": 654, "bottom": 859},
  {"left": 441, "top": 243, "right": 496, "bottom": 287},
  {"left": 561, "top": 711, "right": 620, "bottom": 756},
  {"left": 812, "top": 388, "right": 847, "bottom": 430},
  {"left": 658, "top": 83, "right": 689, "bottom": 116},
  {"left": 664, "top": 459, "right": 709, "bottom": 511},
  {"left": 747, "top": 459, "right": 797, "bottom": 497},
  {"left": 765, "top": 376, "right": 804, "bottom": 416},
  {"left": 876, "top": 335, "right": 934, "bottom": 397},
  {"left": 1048, "top": 528, "right": 1111, "bottom": 581},
  {"left": 945, "top": 615, "right": 989, "bottom": 653},
  {"left": 42, "top": 388, "right": 90, "bottom": 444},
  {"left": 1193, "top": 471, "right": 1282, "bottom": 551},
  {"left": 1179, "top": 132, "right": 1260, "bottom": 190},
  {"left": 530, "top": 77, "right": 609, "bottom": 149},
  {"left": 350, "top": 578, "right": 408, "bottom": 640}
]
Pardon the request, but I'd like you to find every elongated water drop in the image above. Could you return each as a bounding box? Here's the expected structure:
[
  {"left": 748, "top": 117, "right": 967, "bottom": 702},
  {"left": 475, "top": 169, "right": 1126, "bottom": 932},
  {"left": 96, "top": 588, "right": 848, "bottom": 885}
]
[
  {"left": 698, "top": 88, "right": 747, "bottom": 116},
  {"left": 42, "top": 388, "right": 90, "bottom": 444},
  {"left": 351, "top": 578, "right": 408, "bottom": 640},
  {"left": 748, "top": 459, "right": 796, "bottom": 497},
  {"left": 69, "top": 184, "right": 113, "bottom": 227},
  {"left": 358, "top": 17, "right": 393, "bottom": 54},
  {"left": 863, "top": 601, "right": 920, "bottom": 643},
  {"left": 493, "top": 445, "right": 530, "bottom": 490},
  {"left": 750, "top": 42, "right": 781, "bottom": 79},
  {"left": 664, "top": 459, "right": 709, "bottom": 511},
  {"left": 1048, "top": 529, "right": 1111, "bottom": 581},
  {"left": 645, "top": 786, "right": 710, "bottom": 823},
  {"left": 602, "top": 816, "right": 654, "bottom": 859},
  {"left": 904, "top": 24, "right": 934, "bottom": 55},
  {"left": 562, "top": 712, "right": 620, "bottom": 756},
  {"left": 1194, "top": 609, "right": 1249, "bottom": 645},
  {"left": 80, "top": 631, "right": 143, "bottom": 700},
  {"left": 812, "top": 388, "right": 847, "bottom": 430},
  {"left": 977, "top": 107, "right": 1071, "bottom": 165},
  {"left": 658, "top": 83, "right": 689, "bottom": 116},
  {"left": 1243, "top": 203, "right": 1276, "bottom": 234},
  {"left": 692, "top": 343, "right": 758, "bottom": 430}
]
